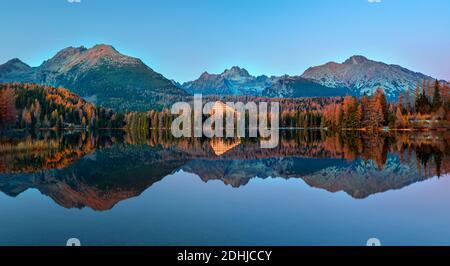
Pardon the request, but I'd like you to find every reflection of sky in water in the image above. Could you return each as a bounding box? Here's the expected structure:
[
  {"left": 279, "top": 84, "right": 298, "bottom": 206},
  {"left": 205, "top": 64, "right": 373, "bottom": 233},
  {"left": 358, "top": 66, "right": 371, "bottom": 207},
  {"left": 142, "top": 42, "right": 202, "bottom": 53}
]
[{"left": 1, "top": 170, "right": 450, "bottom": 246}]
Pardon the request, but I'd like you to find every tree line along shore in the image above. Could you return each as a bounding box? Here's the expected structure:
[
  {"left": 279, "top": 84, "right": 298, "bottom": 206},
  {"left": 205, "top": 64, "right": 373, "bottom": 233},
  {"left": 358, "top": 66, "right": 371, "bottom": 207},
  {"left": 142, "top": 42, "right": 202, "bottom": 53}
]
[{"left": 1, "top": 81, "right": 450, "bottom": 132}]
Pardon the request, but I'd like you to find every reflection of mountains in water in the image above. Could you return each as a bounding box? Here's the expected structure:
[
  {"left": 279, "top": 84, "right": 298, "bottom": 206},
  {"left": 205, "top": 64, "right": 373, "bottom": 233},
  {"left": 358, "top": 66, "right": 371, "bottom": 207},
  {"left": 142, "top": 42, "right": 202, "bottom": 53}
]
[{"left": 0, "top": 130, "right": 449, "bottom": 210}]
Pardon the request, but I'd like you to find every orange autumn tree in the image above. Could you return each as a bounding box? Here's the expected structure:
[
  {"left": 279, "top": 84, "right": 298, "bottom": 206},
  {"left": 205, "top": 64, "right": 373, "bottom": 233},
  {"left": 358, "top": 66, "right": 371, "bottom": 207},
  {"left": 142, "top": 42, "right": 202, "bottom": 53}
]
[
  {"left": 2, "top": 83, "right": 125, "bottom": 129},
  {"left": 321, "top": 88, "right": 391, "bottom": 130},
  {"left": 0, "top": 86, "right": 17, "bottom": 129}
]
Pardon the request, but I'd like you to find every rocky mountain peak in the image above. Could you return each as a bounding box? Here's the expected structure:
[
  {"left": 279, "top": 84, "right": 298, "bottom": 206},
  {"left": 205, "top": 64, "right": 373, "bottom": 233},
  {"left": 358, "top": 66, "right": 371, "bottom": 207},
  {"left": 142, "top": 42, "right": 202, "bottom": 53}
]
[
  {"left": 86, "top": 44, "right": 123, "bottom": 59},
  {"left": 40, "top": 44, "right": 141, "bottom": 73},
  {"left": 0, "top": 43, "right": 187, "bottom": 111},
  {"left": 0, "top": 58, "right": 32, "bottom": 80},
  {"left": 91, "top": 44, "right": 117, "bottom": 52},
  {"left": 52, "top": 46, "right": 87, "bottom": 60},
  {"left": 223, "top": 66, "right": 251, "bottom": 79},
  {"left": 6, "top": 58, "right": 26, "bottom": 65},
  {"left": 301, "top": 55, "right": 435, "bottom": 99},
  {"left": 183, "top": 66, "right": 273, "bottom": 96},
  {"left": 1, "top": 58, "right": 31, "bottom": 71},
  {"left": 40, "top": 46, "right": 86, "bottom": 71},
  {"left": 343, "top": 55, "right": 370, "bottom": 65},
  {"left": 199, "top": 71, "right": 212, "bottom": 79}
]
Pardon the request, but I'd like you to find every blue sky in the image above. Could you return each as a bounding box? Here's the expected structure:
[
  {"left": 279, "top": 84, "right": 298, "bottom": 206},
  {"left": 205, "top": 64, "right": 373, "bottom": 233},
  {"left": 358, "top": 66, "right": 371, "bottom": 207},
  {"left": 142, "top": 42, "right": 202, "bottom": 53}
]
[{"left": 0, "top": 0, "right": 449, "bottom": 81}]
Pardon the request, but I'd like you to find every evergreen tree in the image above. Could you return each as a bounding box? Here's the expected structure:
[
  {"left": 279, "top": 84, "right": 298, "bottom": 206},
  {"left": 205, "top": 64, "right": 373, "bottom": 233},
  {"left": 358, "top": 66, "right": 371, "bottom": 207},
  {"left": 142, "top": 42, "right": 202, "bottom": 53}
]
[
  {"left": 415, "top": 91, "right": 431, "bottom": 114},
  {"left": 432, "top": 80, "right": 442, "bottom": 112}
]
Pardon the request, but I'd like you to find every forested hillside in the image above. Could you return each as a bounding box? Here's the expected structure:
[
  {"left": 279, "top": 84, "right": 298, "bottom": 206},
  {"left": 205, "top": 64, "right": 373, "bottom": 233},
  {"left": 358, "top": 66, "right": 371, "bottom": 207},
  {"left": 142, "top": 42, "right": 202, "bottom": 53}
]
[
  {"left": 0, "top": 83, "right": 124, "bottom": 130},
  {"left": 2, "top": 80, "right": 450, "bottom": 132}
]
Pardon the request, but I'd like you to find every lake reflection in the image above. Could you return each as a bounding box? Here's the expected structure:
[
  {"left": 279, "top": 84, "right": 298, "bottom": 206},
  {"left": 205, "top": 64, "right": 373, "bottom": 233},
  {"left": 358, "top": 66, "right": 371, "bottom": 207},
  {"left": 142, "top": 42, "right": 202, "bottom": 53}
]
[{"left": 0, "top": 130, "right": 449, "bottom": 245}]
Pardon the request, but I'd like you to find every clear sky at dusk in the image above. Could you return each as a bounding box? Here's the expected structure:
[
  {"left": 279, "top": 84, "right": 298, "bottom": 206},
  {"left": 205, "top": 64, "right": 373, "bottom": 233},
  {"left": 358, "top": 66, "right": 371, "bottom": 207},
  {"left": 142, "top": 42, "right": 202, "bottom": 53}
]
[{"left": 0, "top": 0, "right": 449, "bottom": 82}]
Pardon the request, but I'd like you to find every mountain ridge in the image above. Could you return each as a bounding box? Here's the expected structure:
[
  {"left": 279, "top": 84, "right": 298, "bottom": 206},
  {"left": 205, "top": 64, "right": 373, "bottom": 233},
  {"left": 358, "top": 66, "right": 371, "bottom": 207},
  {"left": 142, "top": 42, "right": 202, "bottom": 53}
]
[
  {"left": 0, "top": 44, "right": 188, "bottom": 111},
  {"left": 182, "top": 66, "right": 275, "bottom": 96},
  {"left": 1, "top": 46, "right": 446, "bottom": 109},
  {"left": 183, "top": 55, "right": 443, "bottom": 99},
  {"left": 301, "top": 55, "right": 437, "bottom": 99}
]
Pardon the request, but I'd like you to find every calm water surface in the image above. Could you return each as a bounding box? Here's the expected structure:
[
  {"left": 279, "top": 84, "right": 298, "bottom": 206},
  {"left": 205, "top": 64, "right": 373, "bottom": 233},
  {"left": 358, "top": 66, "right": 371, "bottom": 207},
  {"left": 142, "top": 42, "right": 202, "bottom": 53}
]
[{"left": 0, "top": 130, "right": 449, "bottom": 245}]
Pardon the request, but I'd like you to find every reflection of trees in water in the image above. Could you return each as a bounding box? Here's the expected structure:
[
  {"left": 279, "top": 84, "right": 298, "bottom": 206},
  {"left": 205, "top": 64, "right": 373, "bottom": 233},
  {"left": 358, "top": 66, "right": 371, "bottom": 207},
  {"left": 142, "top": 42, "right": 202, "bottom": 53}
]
[
  {"left": 326, "top": 131, "right": 450, "bottom": 177},
  {"left": 329, "top": 131, "right": 390, "bottom": 170},
  {"left": 1, "top": 129, "right": 450, "bottom": 210},
  {"left": 1, "top": 129, "right": 449, "bottom": 177},
  {"left": 0, "top": 130, "right": 119, "bottom": 173},
  {"left": 415, "top": 146, "right": 443, "bottom": 176},
  {"left": 396, "top": 132, "right": 450, "bottom": 177}
]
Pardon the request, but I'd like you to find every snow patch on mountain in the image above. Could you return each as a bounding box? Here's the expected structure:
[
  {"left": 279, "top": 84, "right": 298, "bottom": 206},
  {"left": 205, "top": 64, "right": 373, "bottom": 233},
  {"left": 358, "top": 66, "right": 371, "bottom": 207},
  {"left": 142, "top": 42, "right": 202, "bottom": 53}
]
[{"left": 182, "top": 66, "right": 275, "bottom": 96}]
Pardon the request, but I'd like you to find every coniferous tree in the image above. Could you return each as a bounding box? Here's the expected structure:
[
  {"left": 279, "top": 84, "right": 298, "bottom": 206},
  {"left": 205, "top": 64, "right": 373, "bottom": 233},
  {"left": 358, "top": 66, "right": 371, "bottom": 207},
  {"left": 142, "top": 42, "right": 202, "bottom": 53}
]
[
  {"left": 374, "top": 88, "right": 388, "bottom": 125},
  {"left": 432, "top": 80, "right": 442, "bottom": 112},
  {"left": 395, "top": 106, "right": 406, "bottom": 128},
  {"left": 414, "top": 83, "right": 421, "bottom": 112},
  {"left": 415, "top": 89, "right": 431, "bottom": 114}
]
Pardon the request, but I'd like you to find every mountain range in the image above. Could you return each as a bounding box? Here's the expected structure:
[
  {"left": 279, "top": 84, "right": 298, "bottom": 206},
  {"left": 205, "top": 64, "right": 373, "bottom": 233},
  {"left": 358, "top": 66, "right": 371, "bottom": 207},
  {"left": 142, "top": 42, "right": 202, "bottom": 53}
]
[
  {"left": 183, "top": 55, "right": 438, "bottom": 99},
  {"left": 0, "top": 44, "right": 444, "bottom": 111},
  {"left": 182, "top": 66, "right": 275, "bottom": 96},
  {"left": 1, "top": 134, "right": 445, "bottom": 210},
  {"left": 182, "top": 66, "right": 352, "bottom": 98},
  {"left": 301, "top": 55, "right": 436, "bottom": 98},
  {"left": 0, "top": 44, "right": 187, "bottom": 111}
]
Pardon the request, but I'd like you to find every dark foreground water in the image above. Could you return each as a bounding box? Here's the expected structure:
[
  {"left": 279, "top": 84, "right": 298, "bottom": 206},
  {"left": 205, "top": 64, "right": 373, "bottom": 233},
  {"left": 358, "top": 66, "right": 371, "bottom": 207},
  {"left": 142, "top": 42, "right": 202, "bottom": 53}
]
[{"left": 0, "top": 130, "right": 449, "bottom": 245}]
